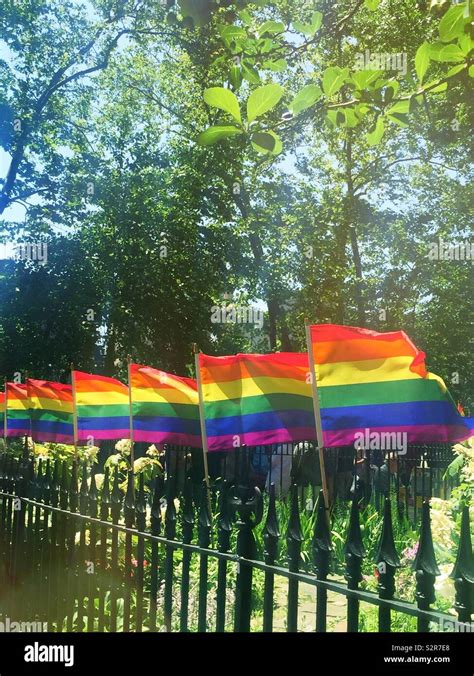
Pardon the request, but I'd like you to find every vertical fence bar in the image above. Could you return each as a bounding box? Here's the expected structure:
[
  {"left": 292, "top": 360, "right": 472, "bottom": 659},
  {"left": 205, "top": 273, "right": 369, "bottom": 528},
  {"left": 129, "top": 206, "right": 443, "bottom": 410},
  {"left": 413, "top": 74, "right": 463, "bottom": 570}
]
[
  {"left": 232, "top": 476, "right": 263, "bottom": 633},
  {"left": 344, "top": 495, "right": 365, "bottom": 632},
  {"left": 149, "top": 475, "right": 163, "bottom": 631},
  {"left": 66, "top": 461, "right": 78, "bottom": 631},
  {"left": 76, "top": 464, "right": 89, "bottom": 632},
  {"left": 375, "top": 498, "right": 400, "bottom": 632},
  {"left": 123, "top": 470, "right": 135, "bottom": 632},
  {"left": 216, "top": 479, "right": 232, "bottom": 632},
  {"left": 109, "top": 467, "right": 122, "bottom": 632},
  {"left": 414, "top": 500, "right": 439, "bottom": 632},
  {"left": 286, "top": 484, "right": 303, "bottom": 632},
  {"left": 451, "top": 505, "right": 474, "bottom": 627},
  {"left": 56, "top": 461, "right": 68, "bottom": 631},
  {"left": 262, "top": 483, "right": 279, "bottom": 632},
  {"left": 135, "top": 474, "right": 146, "bottom": 632},
  {"left": 179, "top": 477, "right": 193, "bottom": 632},
  {"left": 98, "top": 467, "right": 110, "bottom": 632},
  {"left": 197, "top": 480, "right": 211, "bottom": 632},
  {"left": 313, "top": 490, "right": 332, "bottom": 632},
  {"left": 163, "top": 476, "right": 176, "bottom": 632},
  {"left": 46, "top": 460, "right": 59, "bottom": 629},
  {"left": 87, "top": 471, "right": 98, "bottom": 631}
]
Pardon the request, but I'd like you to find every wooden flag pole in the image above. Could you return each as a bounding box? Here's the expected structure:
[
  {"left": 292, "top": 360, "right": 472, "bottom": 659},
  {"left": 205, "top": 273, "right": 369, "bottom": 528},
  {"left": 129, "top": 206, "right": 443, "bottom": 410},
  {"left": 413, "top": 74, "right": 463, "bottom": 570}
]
[
  {"left": 127, "top": 356, "right": 135, "bottom": 472},
  {"left": 70, "top": 364, "right": 79, "bottom": 459},
  {"left": 305, "top": 319, "right": 330, "bottom": 510},
  {"left": 193, "top": 344, "right": 211, "bottom": 491}
]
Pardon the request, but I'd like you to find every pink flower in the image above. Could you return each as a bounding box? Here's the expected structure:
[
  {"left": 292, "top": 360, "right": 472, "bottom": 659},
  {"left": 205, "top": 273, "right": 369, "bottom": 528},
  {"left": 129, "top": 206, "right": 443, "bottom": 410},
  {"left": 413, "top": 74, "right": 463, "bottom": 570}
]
[{"left": 402, "top": 543, "right": 419, "bottom": 561}]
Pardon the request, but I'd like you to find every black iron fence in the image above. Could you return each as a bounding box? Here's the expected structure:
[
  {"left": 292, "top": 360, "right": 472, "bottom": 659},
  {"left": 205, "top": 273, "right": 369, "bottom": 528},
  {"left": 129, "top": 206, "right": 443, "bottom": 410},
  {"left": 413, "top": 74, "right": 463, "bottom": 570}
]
[
  {"left": 164, "top": 443, "right": 458, "bottom": 523},
  {"left": 0, "top": 446, "right": 472, "bottom": 633}
]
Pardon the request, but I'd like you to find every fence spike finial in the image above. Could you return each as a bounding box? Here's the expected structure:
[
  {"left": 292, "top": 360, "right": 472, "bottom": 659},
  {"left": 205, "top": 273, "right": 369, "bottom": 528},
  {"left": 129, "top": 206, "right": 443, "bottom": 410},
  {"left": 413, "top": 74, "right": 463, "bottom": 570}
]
[
  {"left": 376, "top": 498, "right": 401, "bottom": 569},
  {"left": 313, "top": 489, "right": 332, "bottom": 579},
  {"left": 263, "top": 483, "right": 280, "bottom": 564},
  {"left": 413, "top": 500, "right": 440, "bottom": 577},
  {"left": 450, "top": 504, "right": 474, "bottom": 624},
  {"left": 413, "top": 500, "right": 440, "bottom": 630}
]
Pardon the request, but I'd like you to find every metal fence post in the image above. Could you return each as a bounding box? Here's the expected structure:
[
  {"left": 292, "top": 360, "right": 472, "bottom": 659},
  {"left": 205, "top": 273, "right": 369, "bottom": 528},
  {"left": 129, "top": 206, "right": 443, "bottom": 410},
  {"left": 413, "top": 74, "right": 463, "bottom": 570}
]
[
  {"left": 262, "top": 483, "right": 280, "bottom": 632},
  {"left": 375, "top": 498, "right": 400, "bottom": 632},
  {"left": 451, "top": 505, "right": 474, "bottom": 627},
  {"left": 413, "top": 500, "right": 439, "bottom": 632},
  {"left": 313, "top": 489, "right": 332, "bottom": 632},
  {"left": 344, "top": 495, "right": 365, "bottom": 632},
  {"left": 230, "top": 480, "right": 263, "bottom": 633}
]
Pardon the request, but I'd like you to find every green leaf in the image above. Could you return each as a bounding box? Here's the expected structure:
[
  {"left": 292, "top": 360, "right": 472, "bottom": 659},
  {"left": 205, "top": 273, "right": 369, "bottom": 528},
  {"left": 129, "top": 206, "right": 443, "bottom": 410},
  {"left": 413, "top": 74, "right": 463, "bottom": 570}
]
[
  {"left": 229, "top": 65, "right": 242, "bottom": 90},
  {"left": 439, "top": 5, "right": 467, "bottom": 43},
  {"left": 293, "top": 11, "right": 322, "bottom": 36},
  {"left": 251, "top": 130, "right": 282, "bottom": 155},
  {"left": 431, "top": 42, "right": 466, "bottom": 63},
  {"left": 310, "top": 11, "right": 323, "bottom": 32},
  {"left": 289, "top": 84, "right": 322, "bottom": 115},
  {"left": 384, "top": 80, "right": 400, "bottom": 101},
  {"left": 415, "top": 42, "right": 430, "bottom": 83},
  {"left": 446, "top": 63, "right": 466, "bottom": 77},
  {"left": 387, "top": 100, "right": 410, "bottom": 115},
  {"left": 387, "top": 112, "right": 409, "bottom": 127},
  {"left": 197, "top": 125, "right": 243, "bottom": 146},
  {"left": 220, "top": 26, "right": 247, "bottom": 43},
  {"left": 351, "top": 70, "right": 384, "bottom": 90},
  {"left": 343, "top": 108, "right": 360, "bottom": 128},
  {"left": 203, "top": 87, "right": 242, "bottom": 124},
  {"left": 241, "top": 62, "right": 261, "bottom": 84},
  {"left": 322, "top": 66, "right": 349, "bottom": 97},
  {"left": 247, "top": 83, "right": 284, "bottom": 122},
  {"left": 428, "top": 81, "right": 448, "bottom": 93},
  {"left": 326, "top": 110, "right": 338, "bottom": 128},
  {"left": 258, "top": 20, "right": 285, "bottom": 36},
  {"left": 469, "top": 65, "right": 474, "bottom": 77},
  {"left": 458, "top": 34, "right": 473, "bottom": 56},
  {"left": 364, "top": 0, "right": 381, "bottom": 9},
  {"left": 262, "top": 59, "right": 287, "bottom": 72},
  {"left": 238, "top": 10, "right": 252, "bottom": 25},
  {"left": 367, "top": 117, "right": 385, "bottom": 145}
]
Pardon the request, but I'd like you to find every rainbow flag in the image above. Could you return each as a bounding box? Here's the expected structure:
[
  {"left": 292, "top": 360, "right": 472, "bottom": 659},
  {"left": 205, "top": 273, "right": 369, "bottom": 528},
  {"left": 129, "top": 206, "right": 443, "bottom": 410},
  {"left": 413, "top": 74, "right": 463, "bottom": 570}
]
[
  {"left": 5, "top": 382, "right": 30, "bottom": 437},
  {"left": 199, "top": 352, "right": 315, "bottom": 451},
  {"left": 73, "top": 371, "right": 130, "bottom": 441},
  {"left": 130, "top": 364, "right": 201, "bottom": 446},
  {"left": 27, "top": 379, "right": 74, "bottom": 444},
  {"left": 308, "top": 324, "right": 474, "bottom": 447}
]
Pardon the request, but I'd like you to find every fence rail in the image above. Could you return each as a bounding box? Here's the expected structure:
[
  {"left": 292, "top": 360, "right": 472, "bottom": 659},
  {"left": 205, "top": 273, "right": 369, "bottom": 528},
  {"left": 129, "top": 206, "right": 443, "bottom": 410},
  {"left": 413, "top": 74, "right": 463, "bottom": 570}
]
[{"left": 0, "top": 447, "right": 472, "bottom": 633}]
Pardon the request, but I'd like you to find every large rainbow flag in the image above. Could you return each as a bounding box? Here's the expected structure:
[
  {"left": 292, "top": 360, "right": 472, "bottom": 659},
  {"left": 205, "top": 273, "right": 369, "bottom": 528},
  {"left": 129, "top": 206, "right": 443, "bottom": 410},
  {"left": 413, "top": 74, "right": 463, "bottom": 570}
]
[
  {"left": 130, "top": 364, "right": 201, "bottom": 446},
  {"left": 5, "top": 382, "right": 30, "bottom": 437},
  {"left": 27, "top": 379, "right": 74, "bottom": 444},
  {"left": 199, "top": 352, "right": 315, "bottom": 451},
  {"left": 73, "top": 371, "right": 130, "bottom": 441},
  {"left": 308, "top": 324, "right": 474, "bottom": 447}
]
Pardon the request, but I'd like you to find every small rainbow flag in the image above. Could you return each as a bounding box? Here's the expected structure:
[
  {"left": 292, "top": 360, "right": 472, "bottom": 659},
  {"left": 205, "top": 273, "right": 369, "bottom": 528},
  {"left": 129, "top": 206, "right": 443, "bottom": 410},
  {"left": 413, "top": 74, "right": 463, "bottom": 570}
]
[
  {"left": 27, "top": 379, "right": 74, "bottom": 444},
  {"left": 5, "top": 382, "right": 30, "bottom": 437},
  {"left": 308, "top": 324, "right": 474, "bottom": 446},
  {"left": 73, "top": 371, "right": 130, "bottom": 441},
  {"left": 130, "top": 364, "right": 201, "bottom": 446},
  {"left": 199, "top": 352, "right": 315, "bottom": 451}
]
